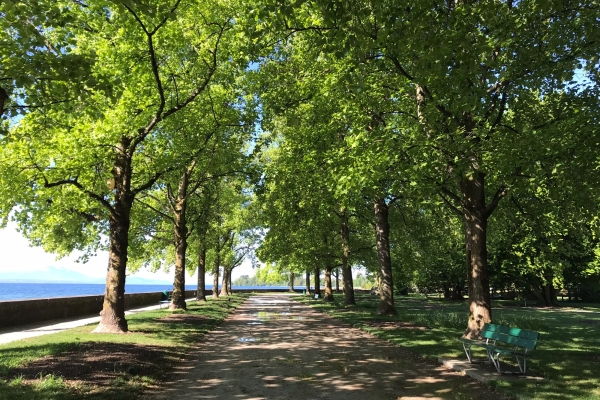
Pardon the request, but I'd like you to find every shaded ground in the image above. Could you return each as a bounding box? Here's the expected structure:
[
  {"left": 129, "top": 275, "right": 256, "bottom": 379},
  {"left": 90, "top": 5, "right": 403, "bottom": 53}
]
[
  {"left": 143, "top": 295, "right": 511, "bottom": 400},
  {"left": 9, "top": 342, "right": 179, "bottom": 389}
]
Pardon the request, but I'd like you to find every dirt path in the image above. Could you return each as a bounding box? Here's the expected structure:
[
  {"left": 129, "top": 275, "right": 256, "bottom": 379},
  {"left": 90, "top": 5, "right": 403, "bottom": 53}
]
[{"left": 144, "top": 295, "right": 504, "bottom": 400}]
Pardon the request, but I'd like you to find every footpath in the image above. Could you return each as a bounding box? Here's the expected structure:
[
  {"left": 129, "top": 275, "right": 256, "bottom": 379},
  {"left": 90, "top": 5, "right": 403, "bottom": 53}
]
[
  {"left": 0, "top": 298, "right": 196, "bottom": 345},
  {"left": 142, "top": 295, "right": 507, "bottom": 400}
]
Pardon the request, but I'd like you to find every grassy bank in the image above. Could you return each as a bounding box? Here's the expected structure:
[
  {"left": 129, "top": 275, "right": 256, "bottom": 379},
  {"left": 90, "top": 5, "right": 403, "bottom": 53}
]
[
  {"left": 0, "top": 295, "right": 249, "bottom": 399},
  {"left": 296, "top": 293, "right": 600, "bottom": 400}
]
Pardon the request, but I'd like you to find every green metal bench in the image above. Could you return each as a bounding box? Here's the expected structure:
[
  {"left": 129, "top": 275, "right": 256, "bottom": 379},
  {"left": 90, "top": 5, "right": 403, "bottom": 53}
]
[
  {"left": 459, "top": 323, "right": 539, "bottom": 374},
  {"left": 159, "top": 290, "right": 172, "bottom": 308}
]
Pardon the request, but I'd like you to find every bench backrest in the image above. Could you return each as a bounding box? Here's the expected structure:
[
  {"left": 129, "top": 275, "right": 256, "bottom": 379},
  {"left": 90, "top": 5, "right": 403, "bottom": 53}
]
[{"left": 482, "top": 323, "right": 539, "bottom": 350}]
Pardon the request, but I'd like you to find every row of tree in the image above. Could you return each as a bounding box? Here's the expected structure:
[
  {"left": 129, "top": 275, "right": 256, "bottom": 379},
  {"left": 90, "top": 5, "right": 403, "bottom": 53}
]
[
  {"left": 0, "top": 0, "right": 261, "bottom": 333},
  {"left": 250, "top": 0, "right": 600, "bottom": 338}
]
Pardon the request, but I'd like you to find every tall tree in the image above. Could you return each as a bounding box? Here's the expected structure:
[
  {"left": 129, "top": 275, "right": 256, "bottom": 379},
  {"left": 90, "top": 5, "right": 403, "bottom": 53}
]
[
  {"left": 0, "top": 0, "right": 250, "bottom": 332},
  {"left": 257, "top": 0, "right": 600, "bottom": 336}
]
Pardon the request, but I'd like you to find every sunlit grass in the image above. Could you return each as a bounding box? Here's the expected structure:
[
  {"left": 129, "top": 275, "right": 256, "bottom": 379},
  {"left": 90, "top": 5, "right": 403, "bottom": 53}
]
[
  {"left": 0, "top": 295, "right": 249, "bottom": 399},
  {"left": 296, "top": 293, "right": 600, "bottom": 400}
]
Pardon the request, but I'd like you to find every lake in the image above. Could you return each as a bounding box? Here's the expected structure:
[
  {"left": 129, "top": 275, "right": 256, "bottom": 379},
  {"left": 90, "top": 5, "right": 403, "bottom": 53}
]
[{"left": 0, "top": 283, "right": 301, "bottom": 301}]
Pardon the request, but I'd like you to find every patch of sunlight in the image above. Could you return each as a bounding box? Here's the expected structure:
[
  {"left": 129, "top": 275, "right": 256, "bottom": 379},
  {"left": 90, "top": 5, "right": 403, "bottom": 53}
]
[{"left": 406, "top": 377, "right": 446, "bottom": 384}]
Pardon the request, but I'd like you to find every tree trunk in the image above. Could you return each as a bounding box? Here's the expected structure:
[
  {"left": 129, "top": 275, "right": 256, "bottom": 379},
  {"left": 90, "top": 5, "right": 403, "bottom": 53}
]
[
  {"left": 227, "top": 268, "right": 232, "bottom": 294},
  {"left": 170, "top": 227, "right": 187, "bottom": 310},
  {"left": 220, "top": 266, "right": 229, "bottom": 297},
  {"left": 305, "top": 270, "right": 311, "bottom": 295},
  {"left": 94, "top": 210, "right": 130, "bottom": 333},
  {"left": 314, "top": 265, "right": 321, "bottom": 297},
  {"left": 213, "top": 250, "right": 220, "bottom": 299},
  {"left": 461, "top": 172, "right": 493, "bottom": 338},
  {"left": 452, "top": 284, "right": 463, "bottom": 300},
  {"left": 340, "top": 209, "right": 356, "bottom": 306},
  {"left": 530, "top": 284, "right": 545, "bottom": 304},
  {"left": 169, "top": 165, "right": 195, "bottom": 310},
  {"left": 323, "top": 265, "right": 334, "bottom": 302},
  {"left": 170, "top": 200, "right": 188, "bottom": 310},
  {"left": 335, "top": 268, "right": 340, "bottom": 292},
  {"left": 544, "top": 282, "right": 558, "bottom": 306},
  {"left": 196, "top": 245, "right": 207, "bottom": 302},
  {"left": 374, "top": 198, "right": 397, "bottom": 315},
  {"left": 93, "top": 144, "right": 133, "bottom": 334},
  {"left": 289, "top": 272, "right": 295, "bottom": 292}
]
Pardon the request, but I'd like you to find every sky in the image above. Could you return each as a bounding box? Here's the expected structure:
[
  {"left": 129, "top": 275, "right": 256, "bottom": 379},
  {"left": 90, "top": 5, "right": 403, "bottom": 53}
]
[{"left": 0, "top": 222, "right": 256, "bottom": 283}]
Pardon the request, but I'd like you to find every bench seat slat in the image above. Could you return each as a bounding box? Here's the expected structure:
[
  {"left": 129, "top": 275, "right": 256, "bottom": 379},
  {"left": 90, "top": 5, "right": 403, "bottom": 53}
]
[{"left": 491, "top": 348, "right": 533, "bottom": 357}]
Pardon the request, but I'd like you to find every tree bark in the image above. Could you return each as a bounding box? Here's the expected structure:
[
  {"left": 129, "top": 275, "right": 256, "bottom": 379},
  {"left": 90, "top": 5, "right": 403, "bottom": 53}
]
[
  {"left": 452, "top": 284, "right": 463, "bottom": 300},
  {"left": 374, "top": 198, "right": 397, "bottom": 315},
  {"left": 0, "top": 86, "right": 8, "bottom": 118},
  {"left": 220, "top": 266, "right": 229, "bottom": 297},
  {"left": 289, "top": 271, "right": 295, "bottom": 292},
  {"left": 213, "top": 249, "right": 220, "bottom": 299},
  {"left": 461, "top": 172, "right": 493, "bottom": 338},
  {"left": 305, "top": 270, "right": 311, "bottom": 295},
  {"left": 335, "top": 268, "right": 340, "bottom": 292},
  {"left": 314, "top": 265, "right": 321, "bottom": 297},
  {"left": 340, "top": 209, "right": 356, "bottom": 306},
  {"left": 227, "top": 268, "right": 232, "bottom": 294},
  {"left": 323, "top": 265, "right": 334, "bottom": 302},
  {"left": 170, "top": 201, "right": 188, "bottom": 310},
  {"left": 94, "top": 208, "right": 130, "bottom": 333},
  {"left": 170, "top": 219, "right": 187, "bottom": 310},
  {"left": 543, "top": 283, "right": 558, "bottom": 306},
  {"left": 93, "top": 142, "right": 133, "bottom": 334},
  {"left": 196, "top": 245, "right": 207, "bottom": 302},
  {"left": 532, "top": 280, "right": 559, "bottom": 306}
]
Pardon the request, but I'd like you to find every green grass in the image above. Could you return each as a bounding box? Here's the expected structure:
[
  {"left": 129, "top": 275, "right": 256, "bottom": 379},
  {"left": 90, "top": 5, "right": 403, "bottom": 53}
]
[
  {"left": 0, "top": 295, "right": 249, "bottom": 399},
  {"left": 296, "top": 293, "right": 600, "bottom": 400}
]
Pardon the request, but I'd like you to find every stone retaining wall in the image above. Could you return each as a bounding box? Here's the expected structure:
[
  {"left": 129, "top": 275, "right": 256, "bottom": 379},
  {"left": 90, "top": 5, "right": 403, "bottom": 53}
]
[{"left": 0, "top": 290, "right": 196, "bottom": 328}]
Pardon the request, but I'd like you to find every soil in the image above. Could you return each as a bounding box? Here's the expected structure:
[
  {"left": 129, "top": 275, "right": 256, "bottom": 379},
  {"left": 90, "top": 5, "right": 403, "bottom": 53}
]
[
  {"left": 9, "top": 342, "right": 179, "bottom": 389},
  {"left": 142, "top": 295, "right": 513, "bottom": 400},
  {"left": 157, "top": 314, "right": 209, "bottom": 325}
]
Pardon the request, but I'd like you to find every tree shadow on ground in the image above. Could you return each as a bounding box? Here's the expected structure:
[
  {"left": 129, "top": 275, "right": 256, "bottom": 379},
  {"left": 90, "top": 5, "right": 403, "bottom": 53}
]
[{"left": 312, "top": 293, "right": 600, "bottom": 400}]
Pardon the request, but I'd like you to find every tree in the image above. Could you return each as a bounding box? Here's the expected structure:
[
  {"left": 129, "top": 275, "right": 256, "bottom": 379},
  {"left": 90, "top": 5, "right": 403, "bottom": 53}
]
[
  {"left": 0, "top": 0, "right": 250, "bottom": 332},
  {"left": 256, "top": 0, "right": 600, "bottom": 336}
]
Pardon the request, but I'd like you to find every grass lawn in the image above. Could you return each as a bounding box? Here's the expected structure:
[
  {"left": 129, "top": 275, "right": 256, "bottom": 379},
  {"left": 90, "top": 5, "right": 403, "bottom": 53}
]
[
  {"left": 296, "top": 293, "right": 600, "bottom": 400},
  {"left": 0, "top": 294, "right": 249, "bottom": 399}
]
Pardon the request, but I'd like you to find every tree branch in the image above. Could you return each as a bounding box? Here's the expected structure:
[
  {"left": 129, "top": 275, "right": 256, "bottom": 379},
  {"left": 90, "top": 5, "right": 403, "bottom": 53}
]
[
  {"left": 42, "top": 176, "right": 114, "bottom": 214},
  {"left": 491, "top": 92, "right": 508, "bottom": 129},
  {"left": 484, "top": 185, "right": 507, "bottom": 217},
  {"left": 150, "top": 0, "right": 183, "bottom": 35},
  {"left": 387, "top": 55, "right": 458, "bottom": 122},
  {"left": 510, "top": 195, "right": 528, "bottom": 216},
  {"left": 68, "top": 207, "right": 100, "bottom": 222},
  {"left": 439, "top": 188, "right": 463, "bottom": 217},
  {"left": 131, "top": 166, "right": 177, "bottom": 196},
  {"left": 134, "top": 198, "right": 174, "bottom": 223}
]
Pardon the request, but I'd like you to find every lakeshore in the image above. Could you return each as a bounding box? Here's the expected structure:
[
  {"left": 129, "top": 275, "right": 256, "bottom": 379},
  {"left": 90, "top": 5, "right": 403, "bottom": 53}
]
[{"left": 0, "top": 282, "right": 297, "bottom": 302}]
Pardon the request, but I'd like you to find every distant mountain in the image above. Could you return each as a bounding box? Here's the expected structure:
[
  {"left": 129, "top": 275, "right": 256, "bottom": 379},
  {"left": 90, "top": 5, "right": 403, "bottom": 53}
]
[
  {"left": 126, "top": 276, "right": 172, "bottom": 285},
  {"left": 0, "top": 266, "right": 170, "bottom": 285}
]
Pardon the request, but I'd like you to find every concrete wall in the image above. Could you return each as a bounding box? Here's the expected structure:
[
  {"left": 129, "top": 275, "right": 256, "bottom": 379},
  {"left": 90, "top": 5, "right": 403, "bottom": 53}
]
[{"left": 0, "top": 290, "right": 196, "bottom": 329}]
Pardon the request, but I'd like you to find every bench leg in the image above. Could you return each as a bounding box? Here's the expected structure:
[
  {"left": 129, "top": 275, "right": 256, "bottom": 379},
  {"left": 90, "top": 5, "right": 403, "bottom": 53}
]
[
  {"left": 515, "top": 355, "right": 527, "bottom": 374},
  {"left": 462, "top": 343, "right": 473, "bottom": 363},
  {"left": 488, "top": 351, "right": 503, "bottom": 374}
]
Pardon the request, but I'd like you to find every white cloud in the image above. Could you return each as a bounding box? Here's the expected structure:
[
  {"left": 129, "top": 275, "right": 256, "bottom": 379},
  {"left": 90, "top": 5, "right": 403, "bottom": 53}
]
[{"left": 0, "top": 222, "right": 256, "bottom": 283}]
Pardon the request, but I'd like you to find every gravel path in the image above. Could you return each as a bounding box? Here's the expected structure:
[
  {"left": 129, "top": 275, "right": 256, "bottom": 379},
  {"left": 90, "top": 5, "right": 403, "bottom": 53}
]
[{"left": 144, "top": 295, "right": 502, "bottom": 400}]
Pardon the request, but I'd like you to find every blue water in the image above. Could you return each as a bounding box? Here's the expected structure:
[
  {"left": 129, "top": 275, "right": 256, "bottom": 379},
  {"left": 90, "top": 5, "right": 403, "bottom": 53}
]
[{"left": 0, "top": 283, "right": 297, "bottom": 301}]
